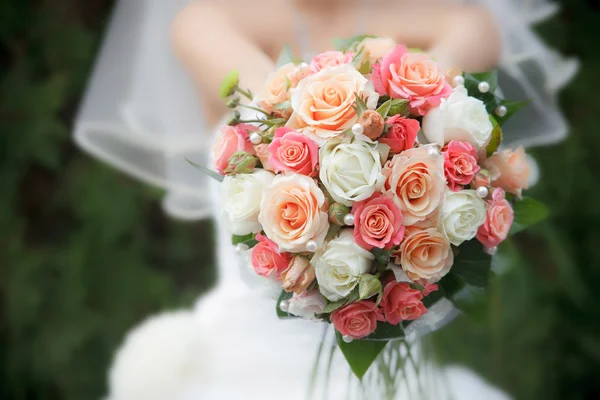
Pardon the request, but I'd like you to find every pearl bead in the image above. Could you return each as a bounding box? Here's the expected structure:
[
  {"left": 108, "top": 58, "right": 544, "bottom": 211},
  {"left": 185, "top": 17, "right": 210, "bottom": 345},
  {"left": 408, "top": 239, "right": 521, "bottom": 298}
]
[
  {"left": 279, "top": 300, "right": 290, "bottom": 312},
  {"left": 484, "top": 246, "right": 498, "bottom": 256},
  {"left": 351, "top": 123, "right": 364, "bottom": 135},
  {"left": 342, "top": 335, "right": 354, "bottom": 343},
  {"left": 453, "top": 75, "right": 465, "bottom": 86},
  {"left": 343, "top": 214, "right": 355, "bottom": 226},
  {"left": 235, "top": 243, "right": 249, "bottom": 253},
  {"left": 249, "top": 132, "right": 262, "bottom": 145},
  {"left": 476, "top": 186, "right": 489, "bottom": 198},
  {"left": 495, "top": 105, "right": 508, "bottom": 117},
  {"left": 428, "top": 146, "right": 440, "bottom": 157},
  {"left": 300, "top": 62, "right": 309, "bottom": 69},
  {"left": 306, "top": 240, "right": 318, "bottom": 252},
  {"left": 478, "top": 81, "right": 490, "bottom": 93}
]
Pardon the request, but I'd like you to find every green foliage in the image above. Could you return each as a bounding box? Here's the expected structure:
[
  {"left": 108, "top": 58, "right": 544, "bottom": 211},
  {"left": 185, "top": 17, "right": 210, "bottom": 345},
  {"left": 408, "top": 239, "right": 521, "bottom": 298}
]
[
  {"left": 336, "top": 332, "right": 388, "bottom": 379},
  {"left": 510, "top": 196, "right": 550, "bottom": 235}
]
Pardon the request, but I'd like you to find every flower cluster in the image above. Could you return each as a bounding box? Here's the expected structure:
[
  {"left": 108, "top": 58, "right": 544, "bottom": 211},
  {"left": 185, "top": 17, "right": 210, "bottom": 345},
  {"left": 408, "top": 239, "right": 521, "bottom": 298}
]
[{"left": 211, "top": 37, "right": 534, "bottom": 342}]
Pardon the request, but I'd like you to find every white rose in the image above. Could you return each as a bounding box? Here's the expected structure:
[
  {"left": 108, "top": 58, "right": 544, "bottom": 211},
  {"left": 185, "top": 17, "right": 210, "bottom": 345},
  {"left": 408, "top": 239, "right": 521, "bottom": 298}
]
[
  {"left": 441, "top": 190, "right": 487, "bottom": 246},
  {"left": 312, "top": 229, "right": 374, "bottom": 301},
  {"left": 319, "top": 139, "right": 385, "bottom": 206},
  {"left": 221, "top": 170, "right": 275, "bottom": 235},
  {"left": 287, "top": 289, "right": 327, "bottom": 320},
  {"left": 287, "top": 65, "right": 379, "bottom": 143},
  {"left": 422, "top": 85, "right": 493, "bottom": 150}
]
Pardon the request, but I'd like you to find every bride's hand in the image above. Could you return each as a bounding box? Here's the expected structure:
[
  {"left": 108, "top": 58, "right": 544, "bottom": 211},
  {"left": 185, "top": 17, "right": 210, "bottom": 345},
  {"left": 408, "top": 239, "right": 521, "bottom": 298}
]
[{"left": 171, "top": 2, "right": 274, "bottom": 126}]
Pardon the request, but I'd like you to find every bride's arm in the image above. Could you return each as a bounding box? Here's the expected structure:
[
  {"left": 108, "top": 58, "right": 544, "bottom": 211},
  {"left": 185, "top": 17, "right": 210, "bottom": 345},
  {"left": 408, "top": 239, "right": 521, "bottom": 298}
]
[{"left": 171, "top": 2, "right": 274, "bottom": 126}]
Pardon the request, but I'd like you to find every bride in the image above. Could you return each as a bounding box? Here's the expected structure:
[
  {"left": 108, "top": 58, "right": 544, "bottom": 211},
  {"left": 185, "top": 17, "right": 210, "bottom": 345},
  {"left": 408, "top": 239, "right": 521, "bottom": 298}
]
[{"left": 75, "top": 1, "right": 577, "bottom": 399}]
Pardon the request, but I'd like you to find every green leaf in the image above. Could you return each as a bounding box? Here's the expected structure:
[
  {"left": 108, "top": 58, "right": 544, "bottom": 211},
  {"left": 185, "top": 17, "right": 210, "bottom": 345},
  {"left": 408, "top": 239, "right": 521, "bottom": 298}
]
[
  {"left": 276, "top": 44, "right": 296, "bottom": 68},
  {"left": 387, "top": 99, "right": 410, "bottom": 117},
  {"left": 322, "top": 299, "right": 347, "bottom": 313},
  {"left": 336, "top": 332, "right": 388, "bottom": 379},
  {"left": 326, "top": 224, "right": 342, "bottom": 241},
  {"left": 371, "top": 248, "right": 392, "bottom": 267},
  {"left": 357, "top": 60, "right": 372, "bottom": 75},
  {"left": 485, "top": 115, "right": 503, "bottom": 156},
  {"left": 365, "top": 322, "right": 405, "bottom": 341},
  {"left": 451, "top": 239, "right": 492, "bottom": 288},
  {"left": 510, "top": 197, "right": 550, "bottom": 235},
  {"left": 276, "top": 290, "right": 294, "bottom": 318},
  {"left": 332, "top": 34, "right": 377, "bottom": 52},
  {"left": 496, "top": 99, "right": 531, "bottom": 126},
  {"left": 231, "top": 233, "right": 258, "bottom": 248},
  {"left": 219, "top": 70, "right": 239, "bottom": 99},
  {"left": 354, "top": 94, "right": 368, "bottom": 118},
  {"left": 186, "top": 158, "right": 224, "bottom": 182},
  {"left": 375, "top": 99, "right": 392, "bottom": 119}
]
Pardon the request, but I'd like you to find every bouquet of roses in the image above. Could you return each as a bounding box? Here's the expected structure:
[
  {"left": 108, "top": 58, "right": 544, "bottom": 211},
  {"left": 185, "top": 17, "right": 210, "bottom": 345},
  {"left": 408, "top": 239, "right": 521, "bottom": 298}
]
[{"left": 196, "top": 36, "right": 548, "bottom": 379}]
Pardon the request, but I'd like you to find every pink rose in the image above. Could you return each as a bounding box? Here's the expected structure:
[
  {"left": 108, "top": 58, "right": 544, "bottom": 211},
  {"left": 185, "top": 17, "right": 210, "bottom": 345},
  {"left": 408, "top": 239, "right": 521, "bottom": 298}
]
[
  {"left": 381, "top": 282, "right": 427, "bottom": 325},
  {"left": 477, "top": 188, "right": 514, "bottom": 248},
  {"left": 372, "top": 45, "right": 452, "bottom": 116},
  {"left": 352, "top": 193, "right": 405, "bottom": 250},
  {"left": 310, "top": 51, "right": 354, "bottom": 73},
  {"left": 442, "top": 141, "right": 481, "bottom": 191},
  {"left": 250, "top": 233, "right": 292, "bottom": 278},
  {"left": 213, "top": 124, "right": 255, "bottom": 174},
  {"left": 331, "top": 300, "right": 383, "bottom": 339},
  {"left": 254, "top": 143, "right": 274, "bottom": 172},
  {"left": 380, "top": 115, "right": 419, "bottom": 154},
  {"left": 483, "top": 147, "right": 530, "bottom": 196},
  {"left": 267, "top": 127, "right": 319, "bottom": 176}
]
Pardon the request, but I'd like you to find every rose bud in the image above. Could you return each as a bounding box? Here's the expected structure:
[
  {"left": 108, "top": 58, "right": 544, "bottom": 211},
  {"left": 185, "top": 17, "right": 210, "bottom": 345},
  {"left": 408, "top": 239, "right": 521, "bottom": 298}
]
[
  {"left": 226, "top": 110, "right": 241, "bottom": 126},
  {"left": 226, "top": 97, "right": 240, "bottom": 109},
  {"left": 328, "top": 202, "right": 351, "bottom": 226},
  {"left": 224, "top": 151, "right": 258, "bottom": 175},
  {"left": 254, "top": 143, "right": 274, "bottom": 172},
  {"left": 358, "top": 274, "right": 383, "bottom": 301},
  {"left": 281, "top": 256, "right": 316, "bottom": 294},
  {"left": 358, "top": 110, "right": 385, "bottom": 140},
  {"left": 471, "top": 169, "right": 492, "bottom": 189},
  {"left": 272, "top": 107, "right": 293, "bottom": 120}
]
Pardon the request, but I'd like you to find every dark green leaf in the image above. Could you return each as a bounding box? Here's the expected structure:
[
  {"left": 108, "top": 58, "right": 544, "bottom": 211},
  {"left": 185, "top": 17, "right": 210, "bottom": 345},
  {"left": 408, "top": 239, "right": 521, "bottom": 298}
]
[
  {"left": 276, "top": 44, "right": 296, "bottom": 68},
  {"left": 364, "top": 322, "right": 405, "bottom": 341},
  {"left": 336, "top": 332, "right": 388, "bottom": 379},
  {"left": 496, "top": 99, "right": 531, "bottom": 126},
  {"left": 231, "top": 233, "right": 258, "bottom": 248},
  {"left": 276, "top": 290, "right": 294, "bottom": 318},
  {"left": 186, "top": 158, "right": 224, "bottom": 182},
  {"left": 510, "top": 197, "right": 550, "bottom": 235},
  {"left": 376, "top": 99, "right": 392, "bottom": 118},
  {"left": 466, "top": 71, "right": 498, "bottom": 93},
  {"left": 486, "top": 116, "right": 503, "bottom": 156},
  {"left": 371, "top": 248, "right": 392, "bottom": 267},
  {"left": 451, "top": 239, "right": 492, "bottom": 288}
]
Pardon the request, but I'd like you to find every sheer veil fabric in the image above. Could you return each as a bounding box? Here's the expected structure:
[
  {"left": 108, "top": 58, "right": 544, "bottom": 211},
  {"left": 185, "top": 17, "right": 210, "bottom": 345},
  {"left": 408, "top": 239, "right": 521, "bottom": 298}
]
[{"left": 81, "top": 1, "right": 575, "bottom": 399}]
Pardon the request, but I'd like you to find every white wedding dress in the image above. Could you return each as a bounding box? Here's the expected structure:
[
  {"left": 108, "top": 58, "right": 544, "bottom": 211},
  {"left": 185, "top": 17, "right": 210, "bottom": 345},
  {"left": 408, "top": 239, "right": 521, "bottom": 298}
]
[{"left": 75, "top": 1, "right": 577, "bottom": 399}]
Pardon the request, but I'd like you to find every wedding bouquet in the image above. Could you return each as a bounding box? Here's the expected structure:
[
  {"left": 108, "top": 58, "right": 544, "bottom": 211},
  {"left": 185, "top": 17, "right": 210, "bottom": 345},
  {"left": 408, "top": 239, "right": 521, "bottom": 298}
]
[{"left": 196, "top": 36, "right": 548, "bottom": 379}]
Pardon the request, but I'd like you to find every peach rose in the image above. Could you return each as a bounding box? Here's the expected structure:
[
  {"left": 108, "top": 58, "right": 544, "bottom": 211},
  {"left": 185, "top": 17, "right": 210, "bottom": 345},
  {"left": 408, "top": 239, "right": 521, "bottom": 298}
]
[
  {"left": 359, "top": 37, "right": 397, "bottom": 64},
  {"left": 267, "top": 127, "right": 319, "bottom": 176},
  {"left": 258, "top": 174, "right": 329, "bottom": 252},
  {"left": 250, "top": 233, "right": 292, "bottom": 278},
  {"left": 254, "top": 143, "right": 274, "bottom": 172},
  {"left": 330, "top": 300, "right": 383, "bottom": 339},
  {"left": 382, "top": 146, "right": 446, "bottom": 226},
  {"left": 310, "top": 51, "right": 354, "bottom": 73},
  {"left": 288, "top": 63, "right": 312, "bottom": 88},
  {"left": 393, "top": 227, "right": 453, "bottom": 283},
  {"left": 372, "top": 45, "right": 452, "bottom": 116},
  {"left": 352, "top": 193, "right": 405, "bottom": 250},
  {"left": 212, "top": 124, "right": 255, "bottom": 174},
  {"left": 477, "top": 188, "right": 514, "bottom": 248},
  {"left": 381, "top": 281, "right": 427, "bottom": 325},
  {"left": 483, "top": 147, "right": 530, "bottom": 196},
  {"left": 442, "top": 140, "right": 480, "bottom": 191},
  {"left": 280, "top": 256, "right": 316, "bottom": 294},
  {"left": 380, "top": 115, "right": 419, "bottom": 155},
  {"left": 287, "top": 65, "right": 379, "bottom": 143},
  {"left": 256, "top": 63, "right": 297, "bottom": 113}
]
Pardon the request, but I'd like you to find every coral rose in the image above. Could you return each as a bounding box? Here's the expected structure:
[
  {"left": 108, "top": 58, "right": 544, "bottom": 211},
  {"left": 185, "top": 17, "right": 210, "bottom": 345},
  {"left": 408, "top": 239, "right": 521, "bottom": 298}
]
[
  {"left": 381, "top": 282, "right": 427, "bottom": 325},
  {"left": 477, "top": 188, "right": 514, "bottom": 248},
  {"left": 372, "top": 45, "right": 452, "bottom": 116},
  {"left": 380, "top": 115, "right": 419, "bottom": 155},
  {"left": 442, "top": 140, "right": 480, "bottom": 191},
  {"left": 287, "top": 65, "right": 379, "bottom": 143},
  {"left": 394, "top": 227, "right": 454, "bottom": 283},
  {"left": 382, "top": 146, "right": 446, "bottom": 226},
  {"left": 268, "top": 127, "right": 319, "bottom": 176},
  {"left": 310, "top": 50, "right": 354, "bottom": 73},
  {"left": 483, "top": 147, "right": 530, "bottom": 196},
  {"left": 256, "top": 63, "right": 298, "bottom": 113},
  {"left": 250, "top": 233, "right": 292, "bottom": 278},
  {"left": 352, "top": 193, "right": 405, "bottom": 250},
  {"left": 331, "top": 300, "right": 383, "bottom": 339},
  {"left": 213, "top": 124, "right": 255, "bottom": 174},
  {"left": 258, "top": 175, "right": 329, "bottom": 252}
]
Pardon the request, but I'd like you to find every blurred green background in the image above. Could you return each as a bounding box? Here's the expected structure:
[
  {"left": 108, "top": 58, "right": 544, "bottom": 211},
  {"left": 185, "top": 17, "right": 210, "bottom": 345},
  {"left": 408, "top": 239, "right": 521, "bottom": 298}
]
[{"left": 1, "top": 0, "right": 598, "bottom": 399}]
